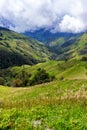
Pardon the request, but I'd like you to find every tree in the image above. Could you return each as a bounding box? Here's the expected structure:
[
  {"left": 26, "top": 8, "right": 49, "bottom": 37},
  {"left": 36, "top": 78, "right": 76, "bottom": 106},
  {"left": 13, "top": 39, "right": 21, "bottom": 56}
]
[
  {"left": 0, "top": 77, "right": 5, "bottom": 85},
  {"left": 30, "top": 68, "right": 55, "bottom": 86}
]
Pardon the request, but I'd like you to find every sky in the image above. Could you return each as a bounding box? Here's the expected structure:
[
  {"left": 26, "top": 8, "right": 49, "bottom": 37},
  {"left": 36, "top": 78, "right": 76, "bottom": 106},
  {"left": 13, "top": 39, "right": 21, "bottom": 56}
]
[{"left": 0, "top": 0, "right": 87, "bottom": 33}]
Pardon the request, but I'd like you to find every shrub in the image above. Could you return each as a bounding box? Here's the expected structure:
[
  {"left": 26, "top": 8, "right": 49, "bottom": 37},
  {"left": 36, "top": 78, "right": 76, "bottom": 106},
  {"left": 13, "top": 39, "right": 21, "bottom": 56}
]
[
  {"left": 30, "top": 68, "right": 55, "bottom": 86},
  {"left": 81, "top": 56, "right": 87, "bottom": 61},
  {"left": 59, "top": 76, "right": 64, "bottom": 81},
  {"left": 0, "top": 77, "right": 5, "bottom": 85},
  {"left": 12, "top": 79, "right": 24, "bottom": 87}
]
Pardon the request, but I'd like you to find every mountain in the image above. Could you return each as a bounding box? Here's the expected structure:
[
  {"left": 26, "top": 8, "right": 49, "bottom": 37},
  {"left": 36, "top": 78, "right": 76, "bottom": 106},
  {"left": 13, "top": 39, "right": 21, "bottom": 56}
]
[
  {"left": 49, "top": 33, "right": 87, "bottom": 60},
  {"left": 24, "top": 29, "right": 79, "bottom": 45},
  {"left": 0, "top": 27, "right": 53, "bottom": 69},
  {"left": 24, "top": 29, "right": 87, "bottom": 60},
  {"left": 1, "top": 27, "right": 87, "bottom": 69}
]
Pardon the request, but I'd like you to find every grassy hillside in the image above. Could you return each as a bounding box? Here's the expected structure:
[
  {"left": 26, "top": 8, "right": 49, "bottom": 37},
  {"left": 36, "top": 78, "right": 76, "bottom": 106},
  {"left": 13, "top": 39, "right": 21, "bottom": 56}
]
[
  {"left": 49, "top": 33, "right": 87, "bottom": 60},
  {"left": 1, "top": 27, "right": 87, "bottom": 69},
  {"left": 1, "top": 59, "right": 87, "bottom": 86},
  {"left": 0, "top": 27, "right": 53, "bottom": 68},
  {"left": 0, "top": 79, "right": 87, "bottom": 129},
  {"left": 24, "top": 30, "right": 87, "bottom": 61}
]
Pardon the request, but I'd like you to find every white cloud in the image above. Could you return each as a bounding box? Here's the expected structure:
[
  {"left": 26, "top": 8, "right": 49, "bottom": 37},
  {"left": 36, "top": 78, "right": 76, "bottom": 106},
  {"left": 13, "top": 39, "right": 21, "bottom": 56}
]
[
  {"left": 0, "top": 0, "right": 87, "bottom": 33},
  {"left": 59, "top": 15, "right": 85, "bottom": 33}
]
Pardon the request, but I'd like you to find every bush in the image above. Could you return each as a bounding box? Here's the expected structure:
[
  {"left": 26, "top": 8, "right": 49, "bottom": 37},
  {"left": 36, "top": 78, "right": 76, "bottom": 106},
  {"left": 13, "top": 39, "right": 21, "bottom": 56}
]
[
  {"left": 3, "top": 67, "right": 55, "bottom": 87},
  {"left": 12, "top": 79, "right": 24, "bottom": 87},
  {"left": 81, "top": 56, "right": 87, "bottom": 61},
  {"left": 59, "top": 76, "right": 64, "bottom": 81},
  {"left": 30, "top": 68, "right": 55, "bottom": 86},
  {"left": 0, "top": 77, "right": 5, "bottom": 85}
]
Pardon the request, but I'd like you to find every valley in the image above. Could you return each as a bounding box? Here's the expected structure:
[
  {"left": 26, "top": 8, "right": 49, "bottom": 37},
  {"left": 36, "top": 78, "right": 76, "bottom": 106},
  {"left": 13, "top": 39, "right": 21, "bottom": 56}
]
[
  {"left": 1, "top": 0, "right": 87, "bottom": 129},
  {"left": 0, "top": 27, "right": 87, "bottom": 129}
]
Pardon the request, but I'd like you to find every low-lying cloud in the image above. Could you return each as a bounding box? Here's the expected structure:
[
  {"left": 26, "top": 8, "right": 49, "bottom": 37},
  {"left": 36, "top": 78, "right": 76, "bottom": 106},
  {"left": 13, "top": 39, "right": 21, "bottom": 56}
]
[{"left": 0, "top": 0, "right": 87, "bottom": 33}]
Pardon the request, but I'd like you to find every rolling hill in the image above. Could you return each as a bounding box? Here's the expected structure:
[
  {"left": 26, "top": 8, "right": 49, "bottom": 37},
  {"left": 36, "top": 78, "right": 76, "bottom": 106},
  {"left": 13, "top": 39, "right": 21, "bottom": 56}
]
[
  {"left": 0, "top": 27, "right": 53, "bottom": 69},
  {"left": 1, "top": 59, "right": 87, "bottom": 86}
]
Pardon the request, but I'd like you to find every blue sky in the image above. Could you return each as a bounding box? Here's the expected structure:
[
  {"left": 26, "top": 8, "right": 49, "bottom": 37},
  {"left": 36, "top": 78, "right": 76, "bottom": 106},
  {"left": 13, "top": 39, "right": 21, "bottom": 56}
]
[{"left": 0, "top": 0, "right": 87, "bottom": 33}]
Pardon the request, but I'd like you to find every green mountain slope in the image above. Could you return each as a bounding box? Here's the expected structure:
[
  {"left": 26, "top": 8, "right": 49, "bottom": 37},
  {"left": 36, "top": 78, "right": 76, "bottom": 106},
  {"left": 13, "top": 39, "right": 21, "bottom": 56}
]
[
  {"left": 49, "top": 33, "right": 87, "bottom": 60},
  {"left": 0, "top": 27, "right": 53, "bottom": 68},
  {"left": 24, "top": 30, "right": 87, "bottom": 61}
]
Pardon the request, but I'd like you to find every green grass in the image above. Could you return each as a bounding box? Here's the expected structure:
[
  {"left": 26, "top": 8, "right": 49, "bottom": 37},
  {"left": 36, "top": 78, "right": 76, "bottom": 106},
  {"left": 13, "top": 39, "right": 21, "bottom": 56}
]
[
  {"left": 3, "top": 60, "right": 87, "bottom": 85},
  {"left": 1, "top": 60, "right": 87, "bottom": 129},
  {"left": 0, "top": 79, "right": 87, "bottom": 129}
]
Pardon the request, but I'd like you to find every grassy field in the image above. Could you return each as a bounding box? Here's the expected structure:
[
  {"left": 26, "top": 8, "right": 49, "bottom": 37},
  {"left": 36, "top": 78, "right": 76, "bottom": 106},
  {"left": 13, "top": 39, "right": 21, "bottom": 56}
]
[
  {"left": 3, "top": 59, "right": 87, "bottom": 86},
  {"left": 0, "top": 79, "right": 87, "bottom": 130}
]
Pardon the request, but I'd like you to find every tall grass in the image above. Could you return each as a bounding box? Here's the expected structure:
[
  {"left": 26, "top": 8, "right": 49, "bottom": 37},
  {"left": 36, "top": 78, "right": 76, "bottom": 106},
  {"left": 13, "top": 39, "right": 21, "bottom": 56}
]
[{"left": 0, "top": 80, "right": 87, "bottom": 129}]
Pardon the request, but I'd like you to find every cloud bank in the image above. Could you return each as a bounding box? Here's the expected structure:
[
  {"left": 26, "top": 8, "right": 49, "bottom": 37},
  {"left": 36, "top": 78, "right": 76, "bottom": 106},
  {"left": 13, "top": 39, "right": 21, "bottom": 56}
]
[{"left": 0, "top": 0, "right": 87, "bottom": 33}]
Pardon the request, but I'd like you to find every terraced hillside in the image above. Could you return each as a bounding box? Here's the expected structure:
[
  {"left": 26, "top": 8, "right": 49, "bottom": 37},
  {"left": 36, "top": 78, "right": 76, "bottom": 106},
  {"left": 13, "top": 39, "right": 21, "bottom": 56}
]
[{"left": 0, "top": 27, "right": 53, "bottom": 69}]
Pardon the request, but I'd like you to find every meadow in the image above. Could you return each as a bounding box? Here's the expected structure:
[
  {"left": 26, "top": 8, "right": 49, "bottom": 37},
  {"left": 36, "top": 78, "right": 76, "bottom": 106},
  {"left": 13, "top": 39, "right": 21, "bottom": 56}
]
[{"left": 0, "top": 79, "right": 87, "bottom": 130}]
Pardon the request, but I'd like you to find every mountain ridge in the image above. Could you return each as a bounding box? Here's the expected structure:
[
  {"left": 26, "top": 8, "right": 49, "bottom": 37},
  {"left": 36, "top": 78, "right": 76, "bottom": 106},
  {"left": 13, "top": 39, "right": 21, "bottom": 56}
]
[
  {"left": 0, "top": 27, "right": 53, "bottom": 69},
  {"left": 1, "top": 27, "right": 87, "bottom": 69},
  {"left": 24, "top": 29, "right": 87, "bottom": 60},
  {"left": 24, "top": 29, "right": 81, "bottom": 44}
]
